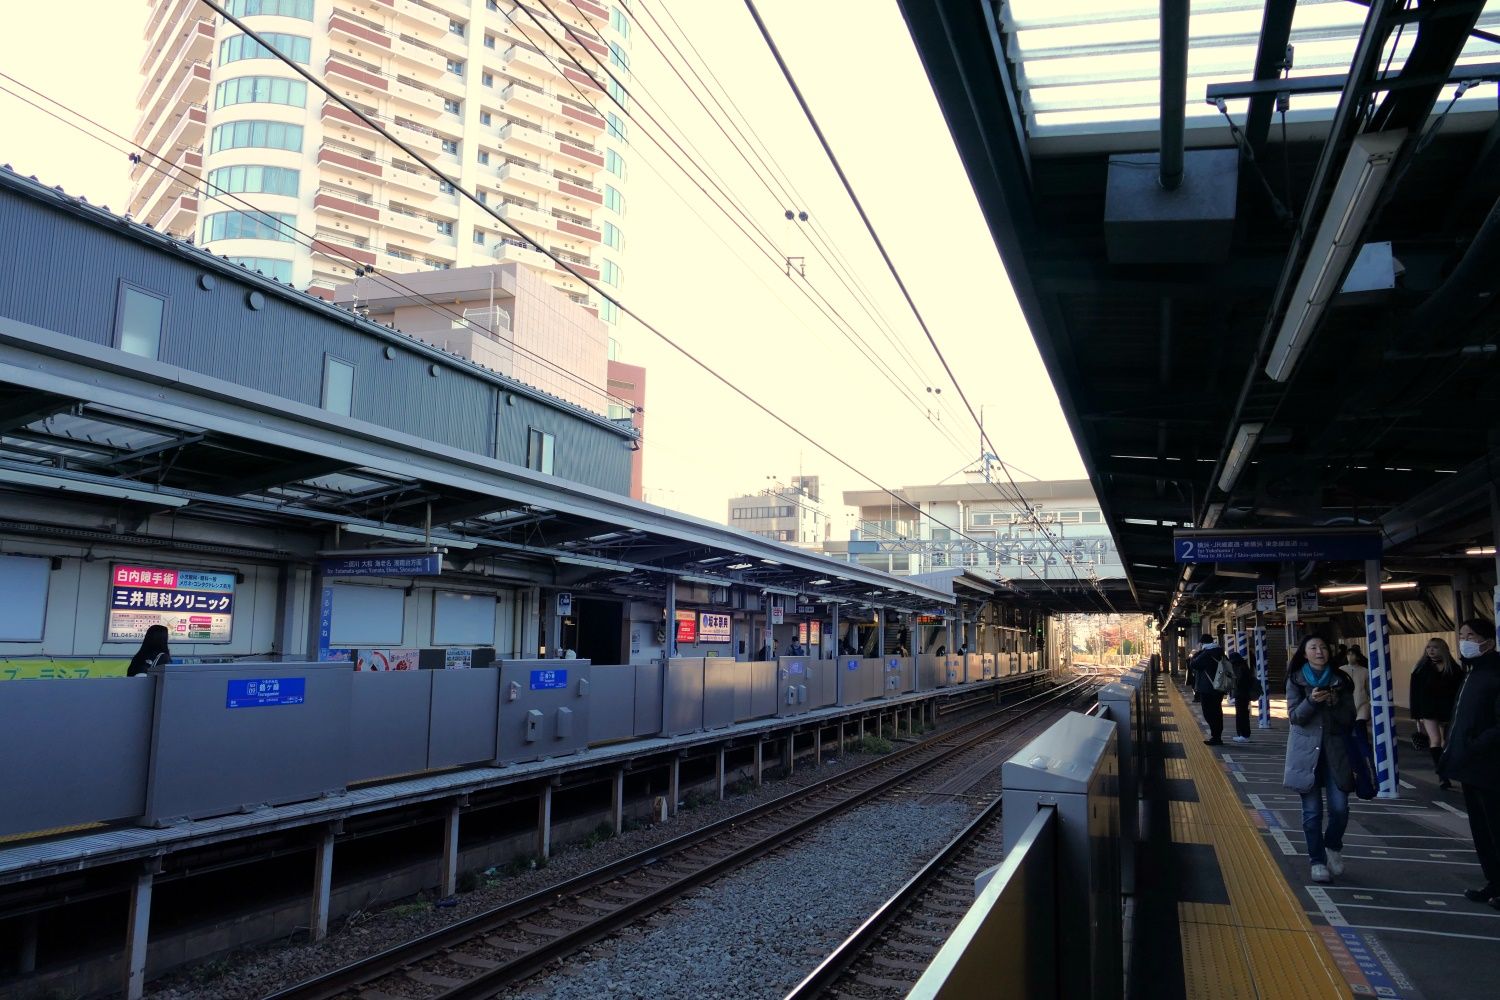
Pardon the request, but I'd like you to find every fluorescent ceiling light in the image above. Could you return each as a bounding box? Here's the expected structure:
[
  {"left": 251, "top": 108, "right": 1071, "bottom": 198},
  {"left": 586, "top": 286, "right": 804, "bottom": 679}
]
[
  {"left": 680, "top": 573, "right": 732, "bottom": 586},
  {"left": 726, "top": 562, "right": 754, "bottom": 570},
  {"left": 808, "top": 578, "right": 831, "bottom": 585},
  {"left": 1319, "top": 581, "right": 1419, "bottom": 595},
  {"left": 1218, "top": 423, "right": 1263, "bottom": 492},
  {"left": 0, "top": 467, "right": 189, "bottom": 507},
  {"left": 343, "top": 522, "right": 477, "bottom": 549},
  {"left": 555, "top": 553, "right": 630, "bottom": 572},
  {"left": 1266, "top": 130, "right": 1406, "bottom": 382},
  {"left": 1200, "top": 502, "right": 1224, "bottom": 530},
  {"left": 1465, "top": 546, "right": 1496, "bottom": 556}
]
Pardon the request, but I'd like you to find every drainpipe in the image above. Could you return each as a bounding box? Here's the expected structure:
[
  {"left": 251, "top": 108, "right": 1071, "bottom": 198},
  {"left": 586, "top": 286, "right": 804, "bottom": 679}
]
[{"left": 1160, "top": 0, "right": 1191, "bottom": 190}]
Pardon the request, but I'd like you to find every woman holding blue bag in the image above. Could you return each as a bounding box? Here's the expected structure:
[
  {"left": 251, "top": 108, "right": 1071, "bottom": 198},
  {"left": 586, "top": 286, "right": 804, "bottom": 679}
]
[{"left": 1284, "top": 634, "right": 1358, "bottom": 884}]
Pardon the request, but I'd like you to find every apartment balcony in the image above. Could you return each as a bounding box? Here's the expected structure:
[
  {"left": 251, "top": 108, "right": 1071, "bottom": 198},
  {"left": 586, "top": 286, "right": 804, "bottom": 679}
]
[
  {"left": 554, "top": 176, "right": 603, "bottom": 207},
  {"left": 385, "top": 162, "right": 443, "bottom": 198},
  {"left": 560, "top": 102, "right": 607, "bottom": 132},
  {"left": 134, "top": 103, "right": 207, "bottom": 184},
  {"left": 493, "top": 239, "right": 550, "bottom": 269},
  {"left": 315, "top": 189, "right": 382, "bottom": 224},
  {"left": 497, "top": 201, "right": 552, "bottom": 233},
  {"left": 318, "top": 145, "right": 384, "bottom": 179},
  {"left": 321, "top": 101, "right": 381, "bottom": 140},
  {"left": 391, "top": 75, "right": 444, "bottom": 115},
  {"left": 557, "top": 140, "right": 604, "bottom": 168},
  {"left": 573, "top": 0, "right": 609, "bottom": 21},
  {"left": 329, "top": 10, "right": 392, "bottom": 53},
  {"left": 504, "top": 44, "right": 557, "bottom": 79},
  {"left": 379, "top": 207, "right": 440, "bottom": 243},
  {"left": 137, "top": 56, "right": 210, "bottom": 128},
  {"left": 139, "top": 16, "right": 212, "bottom": 95},
  {"left": 562, "top": 66, "right": 604, "bottom": 95},
  {"left": 502, "top": 82, "right": 560, "bottom": 119},
  {"left": 553, "top": 259, "right": 600, "bottom": 284},
  {"left": 393, "top": 35, "right": 447, "bottom": 81},
  {"left": 554, "top": 216, "right": 601, "bottom": 242},
  {"left": 311, "top": 236, "right": 378, "bottom": 270},
  {"left": 132, "top": 145, "right": 202, "bottom": 219},
  {"left": 498, "top": 120, "right": 558, "bottom": 155},
  {"left": 390, "top": 118, "right": 444, "bottom": 156},
  {"left": 157, "top": 192, "right": 198, "bottom": 238},
  {"left": 326, "top": 57, "right": 389, "bottom": 95},
  {"left": 497, "top": 160, "right": 551, "bottom": 193},
  {"left": 393, "top": 0, "right": 446, "bottom": 38}
]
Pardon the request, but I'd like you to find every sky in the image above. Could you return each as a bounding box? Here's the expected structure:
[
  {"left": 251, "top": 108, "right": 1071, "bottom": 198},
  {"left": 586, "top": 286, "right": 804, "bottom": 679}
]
[{"left": 0, "top": 0, "right": 1086, "bottom": 531}]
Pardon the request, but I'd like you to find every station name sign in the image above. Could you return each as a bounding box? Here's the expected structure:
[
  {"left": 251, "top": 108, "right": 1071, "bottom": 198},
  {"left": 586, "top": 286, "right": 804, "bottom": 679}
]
[
  {"left": 320, "top": 553, "right": 442, "bottom": 577},
  {"left": 1172, "top": 530, "right": 1382, "bottom": 564}
]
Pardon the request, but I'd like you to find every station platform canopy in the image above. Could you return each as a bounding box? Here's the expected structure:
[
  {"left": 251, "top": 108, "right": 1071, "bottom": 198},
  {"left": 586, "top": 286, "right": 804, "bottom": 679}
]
[{"left": 898, "top": 0, "right": 1500, "bottom": 615}]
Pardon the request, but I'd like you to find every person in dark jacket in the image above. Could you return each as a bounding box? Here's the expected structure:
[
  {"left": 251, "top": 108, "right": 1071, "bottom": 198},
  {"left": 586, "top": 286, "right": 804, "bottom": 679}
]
[
  {"left": 1283, "top": 634, "right": 1357, "bottom": 884},
  {"left": 1231, "top": 647, "right": 1257, "bottom": 743},
  {"left": 1412, "top": 637, "right": 1465, "bottom": 788},
  {"left": 1440, "top": 618, "right": 1500, "bottom": 907},
  {"left": 126, "top": 624, "right": 171, "bottom": 677},
  {"left": 1188, "top": 634, "right": 1228, "bottom": 746}
]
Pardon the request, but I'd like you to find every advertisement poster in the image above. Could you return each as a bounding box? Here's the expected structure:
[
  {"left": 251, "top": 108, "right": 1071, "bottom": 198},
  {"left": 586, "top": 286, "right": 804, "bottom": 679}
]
[
  {"left": 675, "top": 609, "right": 697, "bottom": 644},
  {"left": 1256, "top": 584, "right": 1276, "bottom": 613},
  {"left": 107, "top": 564, "right": 235, "bottom": 643},
  {"left": 809, "top": 620, "right": 821, "bottom": 645},
  {"left": 444, "top": 648, "right": 473, "bottom": 669},
  {"left": 699, "top": 612, "right": 731, "bottom": 644},
  {"left": 771, "top": 607, "right": 785, "bottom": 625},
  {"left": 356, "top": 648, "right": 421, "bottom": 671}
]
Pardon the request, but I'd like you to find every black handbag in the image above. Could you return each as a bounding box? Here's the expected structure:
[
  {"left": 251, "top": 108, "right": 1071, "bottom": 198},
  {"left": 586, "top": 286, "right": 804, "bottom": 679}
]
[{"left": 1411, "top": 726, "right": 1431, "bottom": 752}]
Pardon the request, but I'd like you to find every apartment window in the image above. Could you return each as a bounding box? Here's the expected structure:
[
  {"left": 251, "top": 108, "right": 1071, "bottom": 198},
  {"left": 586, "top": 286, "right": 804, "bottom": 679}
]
[
  {"left": 227, "top": 256, "right": 293, "bottom": 282},
  {"left": 226, "top": 0, "right": 313, "bottom": 18},
  {"left": 482, "top": 71, "right": 494, "bottom": 87},
  {"left": 473, "top": 229, "right": 486, "bottom": 245},
  {"left": 446, "top": 59, "right": 465, "bottom": 76},
  {"left": 441, "top": 138, "right": 459, "bottom": 155},
  {"left": 610, "top": 7, "right": 630, "bottom": 37},
  {"left": 206, "top": 165, "right": 299, "bottom": 196},
  {"left": 607, "top": 77, "right": 628, "bottom": 109},
  {"left": 608, "top": 41, "right": 629, "bottom": 73},
  {"left": 215, "top": 76, "right": 307, "bottom": 109},
  {"left": 115, "top": 283, "right": 165, "bottom": 360},
  {"left": 527, "top": 428, "right": 555, "bottom": 474},
  {"left": 604, "top": 185, "right": 625, "bottom": 214},
  {"left": 480, "top": 110, "right": 492, "bottom": 126},
  {"left": 477, "top": 190, "right": 488, "bottom": 204},
  {"left": 600, "top": 259, "right": 621, "bottom": 287},
  {"left": 439, "top": 180, "right": 455, "bottom": 194},
  {"left": 484, "top": 34, "right": 496, "bottom": 49},
  {"left": 211, "top": 120, "right": 303, "bottom": 152},
  {"left": 932, "top": 528, "right": 951, "bottom": 541},
  {"left": 428, "top": 260, "right": 451, "bottom": 270},
  {"left": 605, "top": 149, "right": 626, "bottom": 178},
  {"left": 971, "top": 512, "right": 992, "bottom": 526},
  {"left": 449, "top": 19, "right": 465, "bottom": 36},
  {"left": 201, "top": 210, "right": 296, "bottom": 242},
  {"left": 600, "top": 298, "right": 619, "bottom": 324},
  {"left": 487, "top": 0, "right": 499, "bottom": 9},
  {"left": 443, "top": 98, "right": 461, "bottom": 114},
  {"left": 602, "top": 221, "right": 623, "bottom": 250},
  {"left": 321, "top": 355, "right": 355, "bottom": 416},
  {"left": 605, "top": 112, "right": 627, "bottom": 141},
  {"left": 607, "top": 336, "right": 620, "bottom": 359},
  {"left": 435, "top": 220, "right": 454, "bottom": 236},
  {"left": 477, "top": 150, "right": 490, "bottom": 164},
  {"left": 1081, "top": 510, "right": 1102, "bottom": 523},
  {"left": 219, "top": 33, "right": 311, "bottom": 65}
]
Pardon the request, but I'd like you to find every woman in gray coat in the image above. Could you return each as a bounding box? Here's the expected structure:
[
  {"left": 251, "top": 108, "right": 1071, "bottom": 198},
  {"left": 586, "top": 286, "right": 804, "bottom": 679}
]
[{"left": 1284, "top": 634, "right": 1357, "bottom": 884}]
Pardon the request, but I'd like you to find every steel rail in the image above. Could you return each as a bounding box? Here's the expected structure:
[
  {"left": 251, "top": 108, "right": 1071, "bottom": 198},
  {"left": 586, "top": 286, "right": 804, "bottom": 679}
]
[{"left": 266, "top": 676, "right": 1091, "bottom": 1000}]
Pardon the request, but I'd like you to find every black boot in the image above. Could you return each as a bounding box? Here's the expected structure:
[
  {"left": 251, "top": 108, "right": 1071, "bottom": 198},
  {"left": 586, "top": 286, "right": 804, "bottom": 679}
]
[{"left": 1431, "top": 746, "right": 1451, "bottom": 789}]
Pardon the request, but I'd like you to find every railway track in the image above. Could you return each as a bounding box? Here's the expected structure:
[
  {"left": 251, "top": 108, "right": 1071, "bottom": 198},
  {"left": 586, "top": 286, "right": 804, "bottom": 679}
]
[{"left": 266, "top": 679, "right": 1093, "bottom": 1000}]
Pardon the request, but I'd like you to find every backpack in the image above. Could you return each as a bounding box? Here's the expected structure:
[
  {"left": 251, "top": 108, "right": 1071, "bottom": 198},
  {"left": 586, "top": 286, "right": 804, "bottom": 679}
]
[{"left": 1212, "top": 656, "right": 1236, "bottom": 694}]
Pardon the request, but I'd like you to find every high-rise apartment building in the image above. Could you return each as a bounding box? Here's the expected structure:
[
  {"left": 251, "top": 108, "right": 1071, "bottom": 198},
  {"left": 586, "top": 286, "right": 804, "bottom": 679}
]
[
  {"left": 726, "top": 476, "right": 829, "bottom": 549},
  {"left": 128, "top": 0, "right": 631, "bottom": 354}
]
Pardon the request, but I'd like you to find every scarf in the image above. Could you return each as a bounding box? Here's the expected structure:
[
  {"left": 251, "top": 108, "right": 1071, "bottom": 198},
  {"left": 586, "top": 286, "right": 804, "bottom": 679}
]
[{"left": 1301, "top": 663, "right": 1336, "bottom": 688}]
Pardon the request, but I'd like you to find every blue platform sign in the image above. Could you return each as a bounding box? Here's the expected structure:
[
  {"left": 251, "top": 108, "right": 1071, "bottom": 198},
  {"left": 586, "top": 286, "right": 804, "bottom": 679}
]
[
  {"left": 1173, "top": 531, "right": 1381, "bottom": 564},
  {"left": 530, "top": 668, "right": 568, "bottom": 690},
  {"left": 846, "top": 659, "right": 860, "bottom": 671},
  {"left": 320, "top": 553, "right": 442, "bottom": 577},
  {"left": 788, "top": 660, "right": 806, "bottom": 675},
  {"left": 226, "top": 677, "right": 306, "bottom": 709}
]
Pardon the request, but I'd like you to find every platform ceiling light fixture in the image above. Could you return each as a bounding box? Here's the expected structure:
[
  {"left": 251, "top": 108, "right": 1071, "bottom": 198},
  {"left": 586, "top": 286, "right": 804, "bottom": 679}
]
[
  {"left": 1200, "top": 502, "right": 1225, "bottom": 530},
  {"left": 1217, "top": 423, "right": 1263, "bottom": 492},
  {"left": 0, "top": 467, "right": 191, "bottom": 507},
  {"left": 555, "top": 553, "right": 631, "bottom": 572},
  {"left": 726, "top": 561, "right": 755, "bottom": 570},
  {"left": 1465, "top": 546, "right": 1497, "bottom": 556},
  {"left": 1265, "top": 129, "right": 1407, "bottom": 382},
  {"left": 343, "top": 522, "right": 477, "bottom": 549},
  {"left": 1319, "top": 581, "right": 1419, "bottom": 594}
]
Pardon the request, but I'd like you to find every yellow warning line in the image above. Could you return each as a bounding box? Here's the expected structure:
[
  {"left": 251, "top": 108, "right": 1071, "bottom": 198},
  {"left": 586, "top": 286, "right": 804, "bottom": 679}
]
[{"left": 1162, "top": 681, "right": 1346, "bottom": 998}]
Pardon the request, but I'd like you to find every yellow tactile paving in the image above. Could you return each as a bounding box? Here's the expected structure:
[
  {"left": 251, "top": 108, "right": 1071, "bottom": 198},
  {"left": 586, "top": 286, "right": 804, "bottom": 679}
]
[
  {"left": 1162, "top": 681, "right": 1346, "bottom": 998},
  {"left": 0, "top": 822, "right": 102, "bottom": 844},
  {"left": 1164, "top": 757, "right": 1191, "bottom": 779}
]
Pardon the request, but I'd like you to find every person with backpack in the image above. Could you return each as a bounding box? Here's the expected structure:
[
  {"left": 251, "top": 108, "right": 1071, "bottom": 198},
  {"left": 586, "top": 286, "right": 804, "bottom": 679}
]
[
  {"left": 1188, "top": 633, "right": 1231, "bottom": 746},
  {"left": 1284, "top": 634, "right": 1357, "bottom": 884},
  {"left": 1231, "top": 645, "right": 1261, "bottom": 742}
]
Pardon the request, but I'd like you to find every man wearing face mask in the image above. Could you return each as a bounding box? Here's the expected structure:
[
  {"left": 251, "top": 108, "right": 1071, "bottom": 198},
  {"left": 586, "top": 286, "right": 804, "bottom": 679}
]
[{"left": 1440, "top": 617, "right": 1500, "bottom": 907}]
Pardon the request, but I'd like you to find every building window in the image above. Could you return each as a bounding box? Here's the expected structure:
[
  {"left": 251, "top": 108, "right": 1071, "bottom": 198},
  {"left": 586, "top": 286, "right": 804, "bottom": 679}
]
[
  {"left": 478, "top": 190, "right": 488, "bottom": 204},
  {"left": 482, "top": 71, "right": 494, "bottom": 87},
  {"left": 609, "top": 41, "right": 629, "bottom": 73},
  {"left": 604, "top": 185, "right": 625, "bottom": 214},
  {"left": 322, "top": 355, "right": 355, "bottom": 416},
  {"left": 441, "top": 138, "right": 459, "bottom": 155},
  {"left": 607, "top": 77, "right": 627, "bottom": 109},
  {"left": 480, "top": 110, "right": 492, "bottom": 126},
  {"left": 215, "top": 76, "right": 307, "bottom": 109},
  {"left": 219, "top": 33, "right": 311, "bottom": 65},
  {"left": 1081, "top": 510, "right": 1102, "bottom": 523},
  {"left": 605, "top": 148, "right": 626, "bottom": 178},
  {"left": 600, "top": 259, "right": 622, "bottom": 287},
  {"left": 605, "top": 112, "right": 628, "bottom": 141},
  {"left": 435, "top": 220, "right": 454, "bottom": 236},
  {"left": 206, "top": 164, "right": 299, "bottom": 197},
  {"left": 115, "top": 283, "right": 165, "bottom": 360},
  {"left": 446, "top": 59, "right": 465, "bottom": 76},
  {"left": 608, "top": 403, "right": 628, "bottom": 419},
  {"left": 971, "top": 512, "right": 992, "bottom": 526},
  {"left": 473, "top": 229, "right": 486, "bottom": 245},
  {"left": 477, "top": 150, "right": 490, "bottom": 164},
  {"left": 448, "top": 19, "right": 465, "bottom": 36},
  {"left": 607, "top": 336, "right": 620, "bottom": 359},
  {"left": 602, "top": 221, "right": 623, "bottom": 250},
  {"left": 210, "top": 120, "right": 303, "bottom": 152},
  {"left": 202, "top": 210, "right": 297, "bottom": 242},
  {"left": 484, "top": 34, "right": 496, "bottom": 48},
  {"left": 226, "top": 0, "right": 313, "bottom": 18},
  {"left": 600, "top": 299, "right": 619, "bottom": 325},
  {"left": 610, "top": 7, "right": 630, "bottom": 37},
  {"left": 428, "top": 259, "right": 450, "bottom": 270},
  {"left": 227, "top": 256, "right": 294, "bottom": 282},
  {"left": 439, "top": 180, "right": 455, "bottom": 194},
  {"left": 443, "top": 98, "right": 461, "bottom": 114},
  {"left": 527, "top": 428, "right": 555, "bottom": 474}
]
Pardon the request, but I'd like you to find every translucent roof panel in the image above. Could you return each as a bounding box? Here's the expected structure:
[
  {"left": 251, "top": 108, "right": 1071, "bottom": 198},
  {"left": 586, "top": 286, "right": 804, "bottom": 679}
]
[{"left": 1003, "top": 0, "right": 1500, "bottom": 139}]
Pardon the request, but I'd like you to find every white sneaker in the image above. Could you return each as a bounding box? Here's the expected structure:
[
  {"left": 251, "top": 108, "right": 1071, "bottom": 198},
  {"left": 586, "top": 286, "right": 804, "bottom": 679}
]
[
  {"left": 1311, "top": 864, "right": 1331, "bottom": 883},
  {"left": 1231, "top": 736, "right": 1251, "bottom": 743},
  {"left": 1326, "top": 850, "right": 1344, "bottom": 876}
]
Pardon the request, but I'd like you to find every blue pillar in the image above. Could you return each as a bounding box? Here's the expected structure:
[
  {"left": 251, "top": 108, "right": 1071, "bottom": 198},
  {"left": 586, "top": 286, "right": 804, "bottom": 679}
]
[
  {"left": 1365, "top": 559, "right": 1399, "bottom": 799},
  {"left": 1254, "top": 619, "right": 1270, "bottom": 729}
]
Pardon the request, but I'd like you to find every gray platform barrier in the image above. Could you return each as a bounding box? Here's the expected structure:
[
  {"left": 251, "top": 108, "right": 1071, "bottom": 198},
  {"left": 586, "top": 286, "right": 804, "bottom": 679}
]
[
  {"left": 703, "top": 658, "right": 735, "bottom": 730},
  {"left": 496, "top": 659, "right": 591, "bottom": 763},
  {"left": 0, "top": 677, "right": 155, "bottom": 838},
  {"left": 941, "top": 655, "right": 963, "bottom": 686},
  {"left": 776, "top": 656, "right": 814, "bottom": 717},
  {"left": 429, "top": 667, "right": 499, "bottom": 768},
  {"left": 1098, "top": 682, "right": 1140, "bottom": 894},
  {"left": 918, "top": 654, "right": 942, "bottom": 689},
  {"left": 144, "top": 663, "right": 352, "bottom": 826},
  {"left": 349, "top": 670, "right": 433, "bottom": 784},
  {"left": 964, "top": 653, "right": 983, "bottom": 683},
  {"left": 590, "top": 664, "right": 638, "bottom": 743},
  {"left": 633, "top": 661, "right": 663, "bottom": 736},
  {"left": 981, "top": 653, "right": 996, "bottom": 680},
  {"left": 662, "top": 657, "right": 705, "bottom": 736}
]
